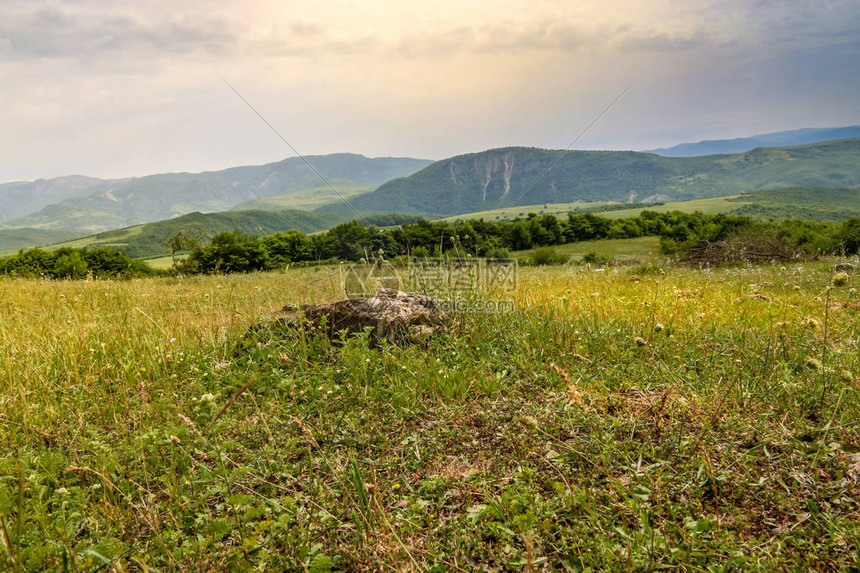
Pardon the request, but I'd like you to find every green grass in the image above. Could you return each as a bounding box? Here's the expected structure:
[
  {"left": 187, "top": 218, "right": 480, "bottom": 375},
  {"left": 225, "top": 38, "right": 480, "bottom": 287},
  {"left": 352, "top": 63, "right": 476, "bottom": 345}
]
[
  {"left": 444, "top": 196, "right": 749, "bottom": 224},
  {"left": 599, "top": 196, "right": 749, "bottom": 219},
  {"left": 514, "top": 236, "right": 662, "bottom": 263},
  {"left": 1, "top": 261, "right": 859, "bottom": 570},
  {"left": 443, "top": 187, "right": 860, "bottom": 227},
  {"left": 440, "top": 201, "right": 619, "bottom": 222},
  {"left": 141, "top": 255, "right": 185, "bottom": 270}
]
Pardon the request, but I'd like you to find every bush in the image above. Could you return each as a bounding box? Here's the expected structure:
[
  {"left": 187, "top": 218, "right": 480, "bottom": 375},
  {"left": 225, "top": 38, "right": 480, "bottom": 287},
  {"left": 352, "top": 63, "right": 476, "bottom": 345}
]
[
  {"left": 53, "top": 251, "right": 88, "bottom": 279},
  {"left": 0, "top": 247, "right": 153, "bottom": 279},
  {"left": 483, "top": 246, "right": 512, "bottom": 260},
  {"left": 410, "top": 246, "right": 431, "bottom": 260},
  {"left": 581, "top": 251, "right": 612, "bottom": 265},
  {"left": 531, "top": 247, "right": 569, "bottom": 266},
  {"left": 840, "top": 218, "right": 860, "bottom": 254},
  {"left": 189, "top": 231, "right": 271, "bottom": 273}
]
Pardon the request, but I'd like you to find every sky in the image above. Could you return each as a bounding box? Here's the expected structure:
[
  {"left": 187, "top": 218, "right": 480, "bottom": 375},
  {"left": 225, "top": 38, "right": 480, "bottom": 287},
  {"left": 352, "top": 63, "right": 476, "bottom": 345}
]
[{"left": 1, "top": 0, "right": 859, "bottom": 183}]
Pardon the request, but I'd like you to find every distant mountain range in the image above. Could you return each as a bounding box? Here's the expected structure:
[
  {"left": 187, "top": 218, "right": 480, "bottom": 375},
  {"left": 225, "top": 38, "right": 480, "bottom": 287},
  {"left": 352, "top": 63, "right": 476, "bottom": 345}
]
[
  {"left": 0, "top": 175, "right": 132, "bottom": 224},
  {"left": 318, "top": 138, "right": 860, "bottom": 215},
  {"left": 647, "top": 126, "right": 860, "bottom": 157},
  {"left": 0, "top": 154, "right": 431, "bottom": 234},
  {"left": 3, "top": 128, "right": 860, "bottom": 255}
]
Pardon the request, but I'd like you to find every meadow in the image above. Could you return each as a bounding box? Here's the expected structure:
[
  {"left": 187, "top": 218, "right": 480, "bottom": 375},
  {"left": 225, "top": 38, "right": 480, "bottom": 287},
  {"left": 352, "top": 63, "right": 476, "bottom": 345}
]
[{"left": 1, "top": 258, "right": 859, "bottom": 571}]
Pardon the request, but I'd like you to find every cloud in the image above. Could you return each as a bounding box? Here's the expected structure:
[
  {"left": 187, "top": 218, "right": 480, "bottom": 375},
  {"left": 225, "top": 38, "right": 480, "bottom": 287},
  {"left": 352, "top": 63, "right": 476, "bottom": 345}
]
[
  {"left": 0, "top": 1, "right": 727, "bottom": 65},
  {"left": 392, "top": 21, "right": 715, "bottom": 59},
  {"left": 0, "top": 4, "right": 240, "bottom": 60},
  {"left": 616, "top": 28, "right": 710, "bottom": 52}
]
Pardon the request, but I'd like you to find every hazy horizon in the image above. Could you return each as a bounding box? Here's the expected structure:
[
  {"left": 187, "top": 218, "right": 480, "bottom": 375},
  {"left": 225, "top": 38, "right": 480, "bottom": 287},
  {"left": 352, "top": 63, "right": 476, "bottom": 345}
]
[{"left": 3, "top": 0, "right": 859, "bottom": 183}]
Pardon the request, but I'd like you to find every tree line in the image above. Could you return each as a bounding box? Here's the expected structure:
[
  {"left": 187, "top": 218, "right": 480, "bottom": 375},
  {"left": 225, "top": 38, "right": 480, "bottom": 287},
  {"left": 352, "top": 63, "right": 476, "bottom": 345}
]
[
  {"left": 0, "top": 247, "right": 155, "bottom": 279},
  {"left": 184, "top": 212, "right": 860, "bottom": 273},
  {"left": 3, "top": 211, "right": 858, "bottom": 278}
]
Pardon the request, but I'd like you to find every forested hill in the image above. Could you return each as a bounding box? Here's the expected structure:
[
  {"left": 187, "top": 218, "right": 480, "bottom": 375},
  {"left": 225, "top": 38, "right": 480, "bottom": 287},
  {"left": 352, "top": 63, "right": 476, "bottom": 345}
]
[{"left": 317, "top": 139, "right": 860, "bottom": 216}]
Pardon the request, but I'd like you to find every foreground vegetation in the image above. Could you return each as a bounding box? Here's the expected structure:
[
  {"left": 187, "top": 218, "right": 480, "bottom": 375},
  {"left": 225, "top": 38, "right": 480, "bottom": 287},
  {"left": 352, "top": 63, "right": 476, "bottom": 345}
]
[{"left": 1, "top": 259, "right": 859, "bottom": 570}]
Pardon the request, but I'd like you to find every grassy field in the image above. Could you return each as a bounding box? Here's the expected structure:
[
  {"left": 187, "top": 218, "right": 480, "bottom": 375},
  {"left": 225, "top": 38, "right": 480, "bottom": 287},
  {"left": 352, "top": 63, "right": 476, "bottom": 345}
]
[
  {"left": 443, "top": 197, "right": 749, "bottom": 223},
  {"left": 440, "top": 202, "right": 619, "bottom": 222},
  {"left": 141, "top": 255, "right": 184, "bottom": 271},
  {"left": 598, "top": 196, "right": 749, "bottom": 219},
  {"left": 1, "top": 260, "right": 859, "bottom": 570},
  {"left": 440, "top": 187, "right": 860, "bottom": 225},
  {"left": 514, "top": 237, "right": 663, "bottom": 264}
]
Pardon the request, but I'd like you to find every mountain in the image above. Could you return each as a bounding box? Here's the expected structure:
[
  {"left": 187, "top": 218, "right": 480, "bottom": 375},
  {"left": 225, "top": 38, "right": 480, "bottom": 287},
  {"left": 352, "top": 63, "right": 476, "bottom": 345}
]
[
  {"left": 0, "top": 175, "right": 132, "bottom": 224},
  {"left": 2, "top": 154, "right": 432, "bottom": 235},
  {"left": 648, "top": 126, "right": 860, "bottom": 157},
  {"left": 317, "top": 139, "right": 860, "bottom": 216}
]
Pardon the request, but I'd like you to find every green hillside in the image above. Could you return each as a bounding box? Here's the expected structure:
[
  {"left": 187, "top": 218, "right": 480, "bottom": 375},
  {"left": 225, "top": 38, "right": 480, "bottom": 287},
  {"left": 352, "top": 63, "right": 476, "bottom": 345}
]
[
  {"left": 41, "top": 209, "right": 417, "bottom": 260},
  {"left": 4, "top": 154, "right": 431, "bottom": 234},
  {"left": 0, "top": 228, "right": 82, "bottom": 256},
  {"left": 445, "top": 187, "right": 860, "bottom": 224},
  {"left": 318, "top": 139, "right": 860, "bottom": 216},
  {"left": 230, "top": 182, "right": 376, "bottom": 212},
  {"left": 725, "top": 187, "right": 860, "bottom": 221},
  {"left": 441, "top": 201, "right": 654, "bottom": 222}
]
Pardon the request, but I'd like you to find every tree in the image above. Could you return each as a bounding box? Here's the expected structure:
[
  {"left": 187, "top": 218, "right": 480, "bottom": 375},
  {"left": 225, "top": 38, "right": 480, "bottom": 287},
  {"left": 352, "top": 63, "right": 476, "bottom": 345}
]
[
  {"left": 262, "top": 230, "right": 313, "bottom": 266},
  {"left": 53, "top": 250, "right": 88, "bottom": 279},
  {"left": 163, "top": 229, "right": 204, "bottom": 272},
  {"left": 189, "top": 231, "right": 270, "bottom": 273},
  {"left": 839, "top": 218, "right": 860, "bottom": 254}
]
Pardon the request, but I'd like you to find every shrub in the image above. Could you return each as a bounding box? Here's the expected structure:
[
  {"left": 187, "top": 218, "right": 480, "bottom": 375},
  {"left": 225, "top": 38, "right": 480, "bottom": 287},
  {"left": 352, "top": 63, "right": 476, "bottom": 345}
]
[
  {"left": 581, "top": 251, "right": 612, "bottom": 265},
  {"left": 189, "top": 231, "right": 271, "bottom": 273},
  {"left": 531, "top": 246, "right": 569, "bottom": 266}
]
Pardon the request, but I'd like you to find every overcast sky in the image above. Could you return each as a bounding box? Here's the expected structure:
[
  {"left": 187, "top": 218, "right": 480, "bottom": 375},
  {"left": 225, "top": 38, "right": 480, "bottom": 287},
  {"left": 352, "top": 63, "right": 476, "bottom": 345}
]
[{"left": 1, "top": 0, "right": 859, "bottom": 182}]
